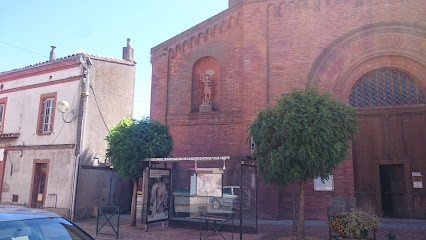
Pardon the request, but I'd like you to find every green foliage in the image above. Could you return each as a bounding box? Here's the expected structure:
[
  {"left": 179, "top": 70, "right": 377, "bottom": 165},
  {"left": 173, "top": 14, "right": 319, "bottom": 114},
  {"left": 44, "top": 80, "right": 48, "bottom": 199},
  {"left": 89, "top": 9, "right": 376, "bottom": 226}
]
[
  {"left": 249, "top": 89, "right": 358, "bottom": 186},
  {"left": 105, "top": 117, "right": 173, "bottom": 180},
  {"left": 329, "top": 209, "right": 380, "bottom": 239}
]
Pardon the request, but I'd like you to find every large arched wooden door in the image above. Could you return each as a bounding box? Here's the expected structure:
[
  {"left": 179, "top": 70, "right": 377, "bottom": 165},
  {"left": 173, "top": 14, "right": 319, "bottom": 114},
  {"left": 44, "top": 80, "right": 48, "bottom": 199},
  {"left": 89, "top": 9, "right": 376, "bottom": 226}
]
[{"left": 350, "top": 69, "right": 425, "bottom": 218}]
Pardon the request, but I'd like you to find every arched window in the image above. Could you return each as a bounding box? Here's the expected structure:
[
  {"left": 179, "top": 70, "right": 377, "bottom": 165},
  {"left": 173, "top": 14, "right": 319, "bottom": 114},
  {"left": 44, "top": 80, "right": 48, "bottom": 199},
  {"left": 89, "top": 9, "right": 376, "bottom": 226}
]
[{"left": 349, "top": 69, "right": 425, "bottom": 107}]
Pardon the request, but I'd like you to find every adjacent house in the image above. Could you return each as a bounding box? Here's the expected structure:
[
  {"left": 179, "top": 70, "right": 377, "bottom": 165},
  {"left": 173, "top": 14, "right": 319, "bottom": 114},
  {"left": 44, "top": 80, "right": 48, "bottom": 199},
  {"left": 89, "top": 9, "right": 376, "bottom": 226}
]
[
  {"left": 0, "top": 40, "right": 136, "bottom": 219},
  {"left": 150, "top": 0, "right": 425, "bottom": 220}
]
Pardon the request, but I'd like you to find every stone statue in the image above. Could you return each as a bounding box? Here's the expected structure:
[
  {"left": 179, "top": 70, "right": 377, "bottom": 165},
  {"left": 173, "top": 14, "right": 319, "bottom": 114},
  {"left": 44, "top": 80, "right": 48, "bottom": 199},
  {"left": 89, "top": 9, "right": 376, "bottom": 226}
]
[
  {"left": 199, "top": 69, "right": 215, "bottom": 112},
  {"left": 200, "top": 69, "right": 214, "bottom": 104}
]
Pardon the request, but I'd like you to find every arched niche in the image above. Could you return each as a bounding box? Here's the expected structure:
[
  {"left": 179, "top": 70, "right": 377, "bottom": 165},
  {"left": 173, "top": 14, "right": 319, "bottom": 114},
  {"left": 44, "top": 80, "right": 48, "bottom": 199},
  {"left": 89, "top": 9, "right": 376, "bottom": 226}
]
[{"left": 191, "top": 57, "right": 221, "bottom": 112}]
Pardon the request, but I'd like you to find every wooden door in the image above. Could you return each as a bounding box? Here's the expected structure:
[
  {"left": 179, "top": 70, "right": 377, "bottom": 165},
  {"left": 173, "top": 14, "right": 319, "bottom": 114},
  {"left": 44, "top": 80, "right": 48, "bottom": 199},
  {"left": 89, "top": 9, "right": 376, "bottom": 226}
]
[
  {"left": 30, "top": 162, "right": 48, "bottom": 207},
  {"left": 352, "top": 114, "right": 384, "bottom": 212},
  {"left": 350, "top": 68, "right": 425, "bottom": 218},
  {"left": 353, "top": 108, "right": 425, "bottom": 218}
]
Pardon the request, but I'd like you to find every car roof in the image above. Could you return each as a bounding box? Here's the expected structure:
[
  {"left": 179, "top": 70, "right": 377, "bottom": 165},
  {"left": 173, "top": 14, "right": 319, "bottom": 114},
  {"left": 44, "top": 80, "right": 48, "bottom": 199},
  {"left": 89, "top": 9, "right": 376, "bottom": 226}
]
[{"left": 0, "top": 205, "right": 61, "bottom": 222}]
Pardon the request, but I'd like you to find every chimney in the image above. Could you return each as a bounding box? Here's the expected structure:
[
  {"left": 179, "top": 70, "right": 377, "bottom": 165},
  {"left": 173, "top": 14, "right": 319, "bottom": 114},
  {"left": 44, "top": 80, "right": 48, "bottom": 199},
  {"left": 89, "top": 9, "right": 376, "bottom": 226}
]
[
  {"left": 122, "top": 38, "right": 134, "bottom": 62},
  {"left": 49, "top": 46, "right": 56, "bottom": 61}
]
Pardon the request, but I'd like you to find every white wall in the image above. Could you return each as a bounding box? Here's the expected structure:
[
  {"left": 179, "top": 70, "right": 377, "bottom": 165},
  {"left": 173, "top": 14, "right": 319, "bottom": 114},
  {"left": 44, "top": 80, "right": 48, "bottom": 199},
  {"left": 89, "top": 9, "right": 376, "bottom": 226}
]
[
  {"left": 2, "top": 149, "right": 74, "bottom": 210},
  {"left": 1, "top": 56, "right": 136, "bottom": 217},
  {"left": 2, "top": 66, "right": 81, "bottom": 145},
  {"left": 1, "top": 63, "right": 82, "bottom": 215}
]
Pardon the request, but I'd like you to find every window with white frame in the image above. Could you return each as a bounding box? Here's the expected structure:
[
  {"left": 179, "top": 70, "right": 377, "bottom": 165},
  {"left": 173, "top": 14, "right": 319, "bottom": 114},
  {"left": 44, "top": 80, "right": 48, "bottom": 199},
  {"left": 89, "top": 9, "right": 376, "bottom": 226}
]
[
  {"left": 0, "top": 103, "right": 4, "bottom": 133},
  {"left": 40, "top": 98, "right": 55, "bottom": 133},
  {"left": 314, "top": 175, "right": 334, "bottom": 191}
]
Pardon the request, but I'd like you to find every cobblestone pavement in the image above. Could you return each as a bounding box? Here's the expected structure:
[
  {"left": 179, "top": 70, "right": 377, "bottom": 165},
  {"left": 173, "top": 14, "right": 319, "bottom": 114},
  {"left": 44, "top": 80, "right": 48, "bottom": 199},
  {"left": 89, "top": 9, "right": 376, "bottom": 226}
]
[{"left": 77, "top": 215, "right": 426, "bottom": 240}]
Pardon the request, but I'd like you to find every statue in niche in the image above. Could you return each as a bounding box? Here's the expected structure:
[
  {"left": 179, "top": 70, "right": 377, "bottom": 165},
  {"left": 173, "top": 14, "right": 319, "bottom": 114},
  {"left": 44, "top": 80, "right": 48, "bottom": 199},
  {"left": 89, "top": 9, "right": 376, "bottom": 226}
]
[{"left": 199, "top": 69, "right": 215, "bottom": 112}]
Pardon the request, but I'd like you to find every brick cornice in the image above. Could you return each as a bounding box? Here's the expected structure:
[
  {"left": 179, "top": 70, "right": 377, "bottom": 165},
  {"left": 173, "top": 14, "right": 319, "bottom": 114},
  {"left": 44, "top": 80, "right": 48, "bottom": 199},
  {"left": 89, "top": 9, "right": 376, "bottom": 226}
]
[
  {"left": 167, "top": 111, "right": 243, "bottom": 126},
  {"left": 266, "top": 0, "right": 422, "bottom": 15},
  {"left": 151, "top": 7, "right": 242, "bottom": 59}
]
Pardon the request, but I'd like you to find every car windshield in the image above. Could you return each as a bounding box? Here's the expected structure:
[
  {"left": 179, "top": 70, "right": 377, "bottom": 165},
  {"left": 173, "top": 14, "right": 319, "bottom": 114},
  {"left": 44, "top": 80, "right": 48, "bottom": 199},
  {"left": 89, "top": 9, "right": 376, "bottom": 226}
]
[{"left": 0, "top": 217, "right": 93, "bottom": 240}]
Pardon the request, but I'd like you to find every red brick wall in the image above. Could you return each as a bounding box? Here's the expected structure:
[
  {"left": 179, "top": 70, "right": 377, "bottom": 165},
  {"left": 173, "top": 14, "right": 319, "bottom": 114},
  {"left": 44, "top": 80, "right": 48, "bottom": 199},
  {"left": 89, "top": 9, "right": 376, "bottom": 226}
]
[{"left": 151, "top": 0, "right": 426, "bottom": 220}]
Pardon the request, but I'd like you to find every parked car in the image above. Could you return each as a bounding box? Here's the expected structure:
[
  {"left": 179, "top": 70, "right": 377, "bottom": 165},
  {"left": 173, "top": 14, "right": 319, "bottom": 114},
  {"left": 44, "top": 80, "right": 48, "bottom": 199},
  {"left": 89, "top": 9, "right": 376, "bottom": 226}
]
[
  {"left": 0, "top": 205, "right": 94, "bottom": 240},
  {"left": 209, "top": 186, "right": 241, "bottom": 209}
]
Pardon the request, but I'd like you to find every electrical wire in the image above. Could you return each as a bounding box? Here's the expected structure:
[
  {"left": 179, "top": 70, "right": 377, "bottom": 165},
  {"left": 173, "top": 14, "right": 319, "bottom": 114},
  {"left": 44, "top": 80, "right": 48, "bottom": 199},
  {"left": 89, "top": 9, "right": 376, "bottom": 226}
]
[
  {"left": 0, "top": 40, "right": 48, "bottom": 58},
  {"left": 89, "top": 85, "right": 109, "bottom": 132}
]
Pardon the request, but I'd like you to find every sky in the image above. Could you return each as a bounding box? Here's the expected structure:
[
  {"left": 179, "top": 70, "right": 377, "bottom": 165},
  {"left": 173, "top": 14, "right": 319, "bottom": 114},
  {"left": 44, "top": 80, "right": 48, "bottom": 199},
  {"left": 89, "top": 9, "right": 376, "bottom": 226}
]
[{"left": 0, "top": 0, "right": 228, "bottom": 119}]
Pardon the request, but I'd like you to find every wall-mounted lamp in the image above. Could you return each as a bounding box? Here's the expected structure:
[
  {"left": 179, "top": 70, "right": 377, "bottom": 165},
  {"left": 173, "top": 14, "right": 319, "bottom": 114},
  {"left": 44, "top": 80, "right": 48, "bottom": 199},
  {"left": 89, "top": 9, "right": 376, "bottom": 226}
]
[{"left": 57, "top": 100, "right": 76, "bottom": 123}]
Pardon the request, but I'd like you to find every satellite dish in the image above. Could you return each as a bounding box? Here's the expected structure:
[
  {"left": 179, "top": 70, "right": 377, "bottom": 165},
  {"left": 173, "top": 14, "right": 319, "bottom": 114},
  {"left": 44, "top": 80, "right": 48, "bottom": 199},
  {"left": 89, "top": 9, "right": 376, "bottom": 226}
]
[
  {"left": 57, "top": 100, "right": 70, "bottom": 113},
  {"left": 205, "top": 69, "right": 215, "bottom": 76}
]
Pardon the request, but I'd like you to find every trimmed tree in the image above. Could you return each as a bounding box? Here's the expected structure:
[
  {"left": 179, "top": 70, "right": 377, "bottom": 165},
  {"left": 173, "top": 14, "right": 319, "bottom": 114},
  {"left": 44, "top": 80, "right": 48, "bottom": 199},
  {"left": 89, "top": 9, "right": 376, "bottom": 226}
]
[
  {"left": 106, "top": 117, "right": 173, "bottom": 226},
  {"left": 249, "top": 89, "right": 358, "bottom": 239}
]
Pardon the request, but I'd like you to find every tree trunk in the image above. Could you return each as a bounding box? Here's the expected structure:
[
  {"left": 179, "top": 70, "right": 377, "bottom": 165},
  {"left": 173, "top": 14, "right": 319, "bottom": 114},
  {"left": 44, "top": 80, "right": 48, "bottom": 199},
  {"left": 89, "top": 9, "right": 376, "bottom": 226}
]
[
  {"left": 130, "top": 178, "right": 138, "bottom": 227},
  {"left": 296, "top": 180, "right": 305, "bottom": 240},
  {"left": 292, "top": 182, "right": 297, "bottom": 233}
]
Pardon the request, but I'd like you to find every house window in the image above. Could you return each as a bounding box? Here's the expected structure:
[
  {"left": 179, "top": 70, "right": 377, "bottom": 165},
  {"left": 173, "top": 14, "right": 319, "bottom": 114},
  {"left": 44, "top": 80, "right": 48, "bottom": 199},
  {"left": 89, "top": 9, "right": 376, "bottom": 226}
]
[
  {"left": 37, "top": 93, "right": 57, "bottom": 135},
  {"left": 41, "top": 98, "right": 54, "bottom": 133},
  {"left": 0, "top": 103, "right": 4, "bottom": 133},
  {"left": 0, "top": 97, "right": 6, "bottom": 134},
  {"left": 0, "top": 104, "right": 4, "bottom": 133}
]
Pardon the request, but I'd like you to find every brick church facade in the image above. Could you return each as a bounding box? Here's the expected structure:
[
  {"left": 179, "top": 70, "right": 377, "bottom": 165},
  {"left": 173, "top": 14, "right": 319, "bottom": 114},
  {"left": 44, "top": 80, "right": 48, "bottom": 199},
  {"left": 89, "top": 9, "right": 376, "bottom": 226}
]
[{"left": 150, "top": 0, "right": 425, "bottom": 220}]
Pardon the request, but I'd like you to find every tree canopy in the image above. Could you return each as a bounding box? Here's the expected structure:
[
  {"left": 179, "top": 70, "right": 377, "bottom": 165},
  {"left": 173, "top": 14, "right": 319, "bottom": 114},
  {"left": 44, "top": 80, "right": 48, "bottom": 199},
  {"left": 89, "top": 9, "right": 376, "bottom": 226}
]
[
  {"left": 249, "top": 89, "right": 358, "bottom": 185},
  {"left": 105, "top": 117, "right": 173, "bottom": 226},
  {"left": 106, "top": 117, "right": 173, "bottom": 179},
  {"left": 249, "top": 89, "right": 358, "bottom": 239}
]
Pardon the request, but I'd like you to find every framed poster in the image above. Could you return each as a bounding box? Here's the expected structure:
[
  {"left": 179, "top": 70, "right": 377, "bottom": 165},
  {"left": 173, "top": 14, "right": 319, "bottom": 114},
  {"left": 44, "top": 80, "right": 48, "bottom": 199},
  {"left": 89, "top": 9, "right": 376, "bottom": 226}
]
[
  {"left": 196, "top": 173, "right": 222, "bottom": 197},
  {"left": 147, "top": 168, "right": 170, "bottom": 222}
]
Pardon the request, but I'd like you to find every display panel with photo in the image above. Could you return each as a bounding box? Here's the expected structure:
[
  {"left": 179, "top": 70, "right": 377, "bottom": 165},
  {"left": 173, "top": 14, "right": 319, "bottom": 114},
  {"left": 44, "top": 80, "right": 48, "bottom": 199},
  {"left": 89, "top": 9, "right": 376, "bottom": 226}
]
[
  {"left": 196, "top": 173, "right": 222, "bottom": 197},
  {"left": 147, "top": 169, "right": 170, "bottom": 222}
]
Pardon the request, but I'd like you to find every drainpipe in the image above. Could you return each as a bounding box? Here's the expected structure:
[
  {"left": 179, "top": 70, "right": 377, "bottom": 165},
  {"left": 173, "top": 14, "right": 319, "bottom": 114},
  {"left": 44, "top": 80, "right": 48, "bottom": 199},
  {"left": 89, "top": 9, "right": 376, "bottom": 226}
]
[{"left": 70, "top": 55, "right": 91, "bottom": 221}]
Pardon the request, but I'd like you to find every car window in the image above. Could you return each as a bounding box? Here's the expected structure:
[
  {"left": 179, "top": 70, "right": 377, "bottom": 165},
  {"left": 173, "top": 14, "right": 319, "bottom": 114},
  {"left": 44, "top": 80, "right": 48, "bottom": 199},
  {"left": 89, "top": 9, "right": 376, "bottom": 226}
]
[
  {"left": 39, "top": 218, "right": 91, "bottom": 240},
  {"left": 0, "top": 218, "right": 93, "bottom": 240},
  {"left": 233, "top": 188, "right": 240, "bottom": 196},
  {"left": 223, "top": 188, "right": 232, "bottom": 195},
  {"left": 0, "top": 221, "right": 33, "bottom": 240}
]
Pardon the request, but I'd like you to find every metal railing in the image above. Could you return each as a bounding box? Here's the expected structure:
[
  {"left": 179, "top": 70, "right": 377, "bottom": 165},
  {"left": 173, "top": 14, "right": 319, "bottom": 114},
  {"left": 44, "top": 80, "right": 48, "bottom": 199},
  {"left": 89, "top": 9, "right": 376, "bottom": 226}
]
[{"left": 96, "top": 206, "right": 120, "bottom": 239}]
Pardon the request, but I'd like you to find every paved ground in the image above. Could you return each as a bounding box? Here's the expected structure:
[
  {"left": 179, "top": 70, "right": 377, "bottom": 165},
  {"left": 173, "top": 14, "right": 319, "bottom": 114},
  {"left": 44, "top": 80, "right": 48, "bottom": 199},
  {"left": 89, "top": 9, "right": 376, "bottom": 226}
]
[
  {"left": 77, "top": 215, "right": 426, "bottom": 240},
  {"left": 78, "top": 216, "right": 263, "bottom": 240}
]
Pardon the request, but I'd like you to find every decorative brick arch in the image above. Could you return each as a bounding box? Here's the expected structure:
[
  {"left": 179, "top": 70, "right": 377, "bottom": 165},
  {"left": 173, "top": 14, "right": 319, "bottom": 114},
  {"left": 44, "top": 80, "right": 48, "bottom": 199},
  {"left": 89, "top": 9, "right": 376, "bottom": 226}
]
[
  {"left": 307, "top": 22, "right": 426, "bottom": 102},
  {"left": 307, "top": 22, "right": 426, "bottom": 218},
  {"left": 336, "top": 55, "right": 426, "bottom": 103}
]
